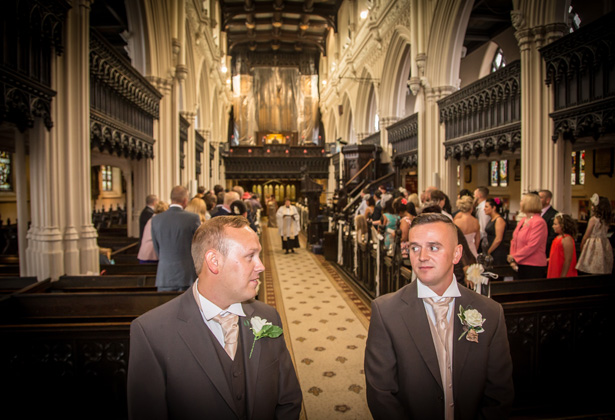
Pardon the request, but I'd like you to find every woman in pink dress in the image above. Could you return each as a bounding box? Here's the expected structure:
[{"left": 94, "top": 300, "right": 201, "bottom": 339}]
[
  {"left": 547, "top": 213, "right": 578, "bottom": 278},
  {"left": 508, "top": 193, "right": 548, "bottom": 279}
]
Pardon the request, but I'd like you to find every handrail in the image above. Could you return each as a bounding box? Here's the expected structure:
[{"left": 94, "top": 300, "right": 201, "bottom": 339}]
[
  {"left": 366, "top": 171, "right": 395, "bottom": 190},
  {"left": 345, "top": 158, "right": 374, "bottom": 187}
]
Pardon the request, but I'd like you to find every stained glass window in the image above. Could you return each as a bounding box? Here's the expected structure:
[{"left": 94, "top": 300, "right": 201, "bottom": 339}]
[
  {"left": 0, "top": 151, "right": 12, "bottom": 192},
  {"left": 490, "top": 161, "right": 499, "bottom": 187},
  {"left": 489, "top": 160, "right": 508, "bottom": 187},
  {"left": 457, "top": 165, "right": 460, "bottom": 187},
  {"left": 569, "top": 6, "right": 581, "bottom": 32},
  {"left": 491, "top": 48, "right": 506, "bottom": 73},
  {"left": 499, "top": 160, "right": 508, "bottom": 187},
  {"left": 571, "top": 150, "right": 585, "bottom": 185},
  {"left": 101, "top": 165, "right": 113, "bottom": 191}
]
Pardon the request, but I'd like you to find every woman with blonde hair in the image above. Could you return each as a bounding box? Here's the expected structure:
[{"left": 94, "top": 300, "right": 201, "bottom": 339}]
[
  {"left": 508, "top": 193, "right": 548, "bottom": 279},
  {"left": 454, "top": 195, "right": 480, "bottom": 257},
  {"left": 138, "top": 201, "right": 169, "bottom": 263},
  {"left": 185, "top": 197, "right": 208, "bottom": 224}
]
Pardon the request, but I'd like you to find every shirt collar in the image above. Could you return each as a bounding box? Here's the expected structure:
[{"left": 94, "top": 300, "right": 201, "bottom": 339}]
[
  {"left": 541, "top": 205, "right": 551, "bottom": 216},
  {"left": 416, "top": 276, "right": 461, "bottom": 301},
  {"left": 169, "top": 204, "right": 183, "bottom": 209},
  {"left": 195, "top": 279, "right": 246, "bottom": 320}
]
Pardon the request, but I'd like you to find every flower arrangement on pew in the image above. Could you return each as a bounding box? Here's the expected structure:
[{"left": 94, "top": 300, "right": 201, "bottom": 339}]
[{"left": 465, "top": 253, "right": 499, "bottom": 297}]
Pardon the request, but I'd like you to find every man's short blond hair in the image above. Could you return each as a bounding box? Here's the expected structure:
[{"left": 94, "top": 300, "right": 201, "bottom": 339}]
[{"left": 191, "top": 216, "right": 250, "bottom": 275}]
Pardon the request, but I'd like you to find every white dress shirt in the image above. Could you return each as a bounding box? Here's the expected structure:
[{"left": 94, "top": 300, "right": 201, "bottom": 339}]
[
  {"left": 476, "top": 200, "right": 490, "bottom": 240},
  {"left": 417, "top": 277, "right": 461, "bottom": 326},
  {"left": 194, "top": 279, "right": 246, "bottom": 348}
]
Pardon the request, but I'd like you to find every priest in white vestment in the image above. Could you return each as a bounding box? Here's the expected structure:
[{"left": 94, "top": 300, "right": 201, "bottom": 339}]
[{"left": 276, "top": 198, "right": 300, "bottom": 254}]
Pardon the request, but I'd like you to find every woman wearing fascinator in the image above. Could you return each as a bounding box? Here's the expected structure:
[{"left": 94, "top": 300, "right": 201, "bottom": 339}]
[
  {"left": 547, "top": 213, "right": 578, "bottom": 278},
  {"left": 576, "top": 194, "right": 613, "bottom": 275}
]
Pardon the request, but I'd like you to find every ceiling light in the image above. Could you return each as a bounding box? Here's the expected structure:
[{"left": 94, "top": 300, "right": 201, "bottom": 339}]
[
  {"left": 360, "top": 10, "right": 368, "bottom": 19},
  {"left": 221, "top": 65, "right": 227, "bottom": 73}
]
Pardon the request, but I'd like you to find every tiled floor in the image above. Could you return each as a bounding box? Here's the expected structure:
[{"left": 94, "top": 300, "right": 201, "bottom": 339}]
[{"left": 262, "top": 227, "right": 373, "bottom": 420}]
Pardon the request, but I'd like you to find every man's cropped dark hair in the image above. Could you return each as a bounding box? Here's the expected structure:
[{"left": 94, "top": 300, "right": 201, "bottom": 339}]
[
  {"left": 476, "top": 186, "right": 489, "bottom": 198},
  {"left": 459, "top": 189, "right": 472, "bottom": 198}
]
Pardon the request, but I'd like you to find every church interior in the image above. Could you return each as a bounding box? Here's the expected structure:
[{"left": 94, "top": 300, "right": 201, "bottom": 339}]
[{"left": 1, "top": 0, "right": 614, "bottom": 418}]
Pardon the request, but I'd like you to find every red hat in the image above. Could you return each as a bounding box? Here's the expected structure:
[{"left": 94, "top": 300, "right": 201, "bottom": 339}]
[{"left": 242, "top": 192, "right": 251, "bottom": 199}]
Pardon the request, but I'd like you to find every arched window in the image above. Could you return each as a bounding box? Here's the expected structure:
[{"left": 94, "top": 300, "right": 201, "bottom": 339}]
[{"left": 491, "top": 48, "right": 506, "bottom": 73}]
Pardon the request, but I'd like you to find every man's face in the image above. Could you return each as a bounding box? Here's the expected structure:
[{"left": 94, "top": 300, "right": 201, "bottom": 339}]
[
  {"left": 538, "top": 192, "right": 550, "bottom": 208},
  {"left": 216, "top": 226, "right": 265, "bottom": 307},
  {"left": 473, "top": 189, "right": 480, "bottom": 200},
  {"left": 408, "top": 222, "right": 462, "bottom": 295}
]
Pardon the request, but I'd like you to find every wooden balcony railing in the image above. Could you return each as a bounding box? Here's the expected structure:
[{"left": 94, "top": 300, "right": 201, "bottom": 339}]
[
  {"left": 388, "top": 113, "right": 418, "bottom": 168},
  {"left": 541, "top": 11, "right": 615, "bottom": 143},
  {"left": 438, "top": 60, "right": 521, "bottom": 160}
]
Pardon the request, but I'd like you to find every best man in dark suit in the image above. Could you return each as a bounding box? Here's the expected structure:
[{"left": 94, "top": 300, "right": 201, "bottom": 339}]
[
  {"left": 138, "top": 194, "right": 158, "bottom": 241},
  {"left": 128, "top": 216, "right": 302, "bottom": 420},
  {"left": 150, "top": 186, "right": 201, "bottom": 291},
  {"left": 365, "top": 213, "right": 514, "bottom": 420},
  {"left": 539, "top": 189, "right": 558, "bottom": 257}
]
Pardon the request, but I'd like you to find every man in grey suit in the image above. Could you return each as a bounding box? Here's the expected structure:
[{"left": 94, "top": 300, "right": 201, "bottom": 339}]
[
  {"left": 365, "top": 213, "right": 514, "bottom": 420},
  {"left": 128, "top": 216, "right": 302, "bottom": 419},
  {"left": 151, "top": 185, "right": 201, "bottom": 291}
]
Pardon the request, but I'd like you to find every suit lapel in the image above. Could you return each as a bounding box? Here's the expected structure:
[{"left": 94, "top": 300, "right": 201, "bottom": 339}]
[
  {"left": 400, "top": 282, "right": 444, "bottom": 390},
  {"left": 176, "top": 291, "right": 238, "bottom": 417},
  {"left": 453, "top": 287, "right": 474, "bottom": 394},
  {"left": 241, "top": 303, "right": 260, "bottom": 420}
]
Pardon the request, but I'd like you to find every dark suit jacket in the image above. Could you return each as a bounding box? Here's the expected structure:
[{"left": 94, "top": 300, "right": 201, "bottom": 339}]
[
  {"left": 365, "top": 281, "right": 514, "bottom": 420},
  {"left": 542, "top": 206, "right": 558, "bottom": 256},
  {"left": 211, "top": 206, "right": 231, "bottom": 218},
  {"left": 127, "top": 290, "right": 303, "bottom": 420},
  {"left": 139, "top": 206, "right": 155, "bottom": 240},
  {"left": 150, "top": 206, "right": 201, "bottom": 289}
]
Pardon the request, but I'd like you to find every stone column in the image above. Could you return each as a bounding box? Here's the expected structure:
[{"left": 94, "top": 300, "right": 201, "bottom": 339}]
[
  {"left": 198, "top": 129, "right": 210, "bottom": 188},
  {"left": 26, "top": 120, "right": 64, "bottom": 280},
  {"left": 181, "top": 111, "right": 197, "bottom": 191},
  {"left": 131, "top": 157, "right": 153, "bottom": 238},
  {"left": 513, "top": 10, "right": 567, "bottom": 198},
  {"left": 147, "top": 76, "right": 177, "bottom": 200},
  {"left": 14, "top": 130, "right": 29, "bottom": 277},
  {"left": 420, "top": 86, "right": 456, "bottom": 194}
]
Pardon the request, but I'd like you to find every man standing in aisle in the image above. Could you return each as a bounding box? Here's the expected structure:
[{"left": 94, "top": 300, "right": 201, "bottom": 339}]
[
  {"left": 539, "top": 189, "right": 558, "bottom": 257},
  {"left": 365, "top": 213, "right": 513, "bottom": 419},
  {"left": 151, "top": 185, "right": 201, "bottom": 291},
  {"left": 128, "top": 216, "right": 302, "bottom": 419},
  {"left": 474, "top": 186, "right": 491, "bottom": 249}
]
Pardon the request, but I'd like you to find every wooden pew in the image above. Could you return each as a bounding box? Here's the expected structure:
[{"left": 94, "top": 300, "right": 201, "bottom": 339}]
[
  {"left": 100, "top": 263, "right": 158, "bottom": 275},
  {"left": 48, "top": 275, "right": 157, "bottom": 293},
  {"left": 0, "top": 276, "right": 38, "bottom": 294},
  {"left": 0, "top": 289, "right": 181, "bottom": 420},
  {"left": 494, "top": 274, "right": 615, "bottom": 417},
  {"left": 490, "top": 274, "right": 614, "bottom": 303}
]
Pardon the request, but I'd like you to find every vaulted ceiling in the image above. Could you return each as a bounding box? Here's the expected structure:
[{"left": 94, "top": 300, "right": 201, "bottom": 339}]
[
  {"left": 463, "top": 0, "right": 513, "bottom": 56},
  {"left": 220, "top": 0, "right": 342, "bottom": 71}
]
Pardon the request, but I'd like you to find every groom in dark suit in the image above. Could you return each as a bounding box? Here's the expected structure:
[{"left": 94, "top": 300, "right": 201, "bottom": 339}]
[
  {"left": 365, "top": 213, "right": 513, "bottom": 420},
  {"left": 128, "top": 216, "right": 302, "bottom": 420}
]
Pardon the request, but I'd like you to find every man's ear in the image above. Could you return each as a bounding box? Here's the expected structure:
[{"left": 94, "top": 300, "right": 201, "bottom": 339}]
[
  {"left": 205, "top": 250, "right": 220, "bottom": 274},
  {"left": 452, "top": 243, "right": 463, "bottom": 265}
]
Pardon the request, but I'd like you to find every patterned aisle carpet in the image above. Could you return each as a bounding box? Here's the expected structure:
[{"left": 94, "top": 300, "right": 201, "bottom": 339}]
[{"left": 260, "top": 226, "right": 373, "bottom": 420}]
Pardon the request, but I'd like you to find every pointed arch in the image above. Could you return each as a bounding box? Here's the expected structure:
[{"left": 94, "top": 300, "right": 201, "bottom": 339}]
[{"left": 380, "top": 27, "right": 412, "bottom": 119}]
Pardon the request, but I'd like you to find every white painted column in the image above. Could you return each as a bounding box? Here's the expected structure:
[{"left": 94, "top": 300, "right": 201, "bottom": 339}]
[
  {"left": 514, "top": 15, "right": 567, "bottom": 196},
  {"left": 380, "top": 116, "right": 399, "bottom": 166},
  {"left": 420, "top": 86, "right": 455, "bottom": 193},
  {"left": 181, "top": 111, "right": 197, "bottom": 191},
  {"left": 26, "top": 120, "right": 64, "bottom": 280},
  {"left": 13, "top": 131, "right": 29, "bottom": 277},
  {"left": 147, "top": 77, "right": 176, "bottom": 201}
]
